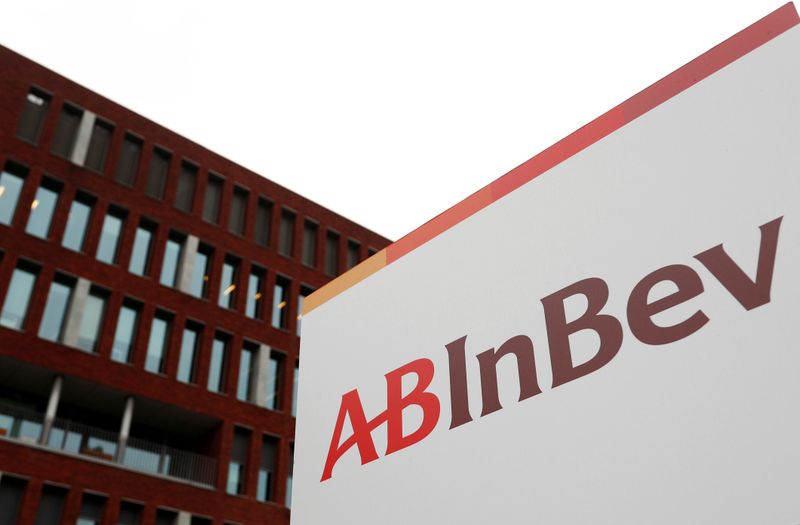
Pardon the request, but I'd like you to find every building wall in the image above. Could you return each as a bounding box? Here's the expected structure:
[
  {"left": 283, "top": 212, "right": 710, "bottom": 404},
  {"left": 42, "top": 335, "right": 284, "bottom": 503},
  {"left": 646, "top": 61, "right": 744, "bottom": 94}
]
[{"left": 0, "top": 45, "right": 390, "bottom": 524}]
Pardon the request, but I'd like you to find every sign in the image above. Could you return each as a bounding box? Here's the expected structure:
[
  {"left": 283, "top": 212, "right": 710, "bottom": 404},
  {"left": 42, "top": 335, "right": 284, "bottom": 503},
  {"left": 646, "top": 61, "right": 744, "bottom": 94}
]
[{"left": 293, "top": 4, "right": 800, "bottom": 523}]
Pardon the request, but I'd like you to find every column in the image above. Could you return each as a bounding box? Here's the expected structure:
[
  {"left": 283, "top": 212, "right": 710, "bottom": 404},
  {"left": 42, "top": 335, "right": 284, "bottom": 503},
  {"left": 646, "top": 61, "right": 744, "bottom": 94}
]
[{"left": 40, "top": 375, "right": 63, "bottom": 445}]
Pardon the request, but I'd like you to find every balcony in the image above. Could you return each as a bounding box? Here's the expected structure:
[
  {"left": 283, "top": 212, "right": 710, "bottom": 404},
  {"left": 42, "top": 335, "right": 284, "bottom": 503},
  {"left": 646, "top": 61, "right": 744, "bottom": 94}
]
[{"left": 0, "top": 402, "right": 218, "bottom": 487}]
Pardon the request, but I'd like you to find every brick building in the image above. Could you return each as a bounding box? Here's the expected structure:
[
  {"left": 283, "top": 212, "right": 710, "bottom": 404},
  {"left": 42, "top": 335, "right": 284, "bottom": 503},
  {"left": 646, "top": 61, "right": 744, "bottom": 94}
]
[{"left": 0, "top": 45, "right": 390, "bottom": 524}]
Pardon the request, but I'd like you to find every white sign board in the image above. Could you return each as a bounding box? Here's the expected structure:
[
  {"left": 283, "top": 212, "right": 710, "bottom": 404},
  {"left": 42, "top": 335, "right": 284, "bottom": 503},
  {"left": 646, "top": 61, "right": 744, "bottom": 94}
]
[{"left": 293, "top": 5, "right": 800, "bottom": 523}]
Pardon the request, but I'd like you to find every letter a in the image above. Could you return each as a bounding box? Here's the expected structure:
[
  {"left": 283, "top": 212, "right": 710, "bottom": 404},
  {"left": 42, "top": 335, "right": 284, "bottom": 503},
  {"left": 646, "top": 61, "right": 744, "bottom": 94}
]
[{"left": 320, "top": 389, "right": 380, "bottom": 481}]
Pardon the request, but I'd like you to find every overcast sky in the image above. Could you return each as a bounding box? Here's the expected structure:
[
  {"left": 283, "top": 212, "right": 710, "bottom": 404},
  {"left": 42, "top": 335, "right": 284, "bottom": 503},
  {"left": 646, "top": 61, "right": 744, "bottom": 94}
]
[{"left": 0, "top": 0, "right": 787, "bottom": 240}]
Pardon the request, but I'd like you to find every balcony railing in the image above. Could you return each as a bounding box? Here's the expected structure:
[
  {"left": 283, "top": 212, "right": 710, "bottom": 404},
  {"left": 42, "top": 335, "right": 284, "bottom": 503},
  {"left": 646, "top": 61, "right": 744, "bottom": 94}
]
[{"left": 0, "top": 403, "right": 217, "bottom": 488}]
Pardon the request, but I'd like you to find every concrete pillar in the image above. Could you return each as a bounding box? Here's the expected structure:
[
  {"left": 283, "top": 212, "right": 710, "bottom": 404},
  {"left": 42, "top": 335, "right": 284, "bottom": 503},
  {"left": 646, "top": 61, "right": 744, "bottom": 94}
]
[
  {"left": 70, "top": 110, "right": 96, "bottom": 166},
  {"left": 40, "top": 375, "right": 63, "bottom": 445},
  {"left": 176, "top": 511, "right": 191, "bottom": 525},
  {"left": 62, "top": 278, "right": 91, "bottom": 348},
  {"left": 115, "top": 396, "right": 135, "bottom": 462},
  {"left": 177, "top": 235, "right": 199, "bottom": 294},
  {"left": 255, "top": 344, "right": 270, "bottom": 407}
]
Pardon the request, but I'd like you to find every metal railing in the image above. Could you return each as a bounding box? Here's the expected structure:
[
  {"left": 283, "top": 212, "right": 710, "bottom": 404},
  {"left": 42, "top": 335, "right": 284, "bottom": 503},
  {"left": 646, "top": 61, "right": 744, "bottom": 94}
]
[{"left": 0, "top": 403, "right": 217, "bottom": 488}]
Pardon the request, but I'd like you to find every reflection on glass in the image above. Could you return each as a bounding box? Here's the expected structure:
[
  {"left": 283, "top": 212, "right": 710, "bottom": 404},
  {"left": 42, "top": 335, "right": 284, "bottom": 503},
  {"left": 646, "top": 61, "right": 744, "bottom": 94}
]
[
  {"left": 0, "top": 267, "right": 36, "bottom": 329},
  {"left": 38, "top": 281, "right": 73, "bottom": 341},
  {"left": 76, "top": 293, "right": 105, "bottom": 352},
  {"left": 189, "top": 249, "right": 209, "bottom": 298},
  {"left": 237, "top": 347, "right": 253, "bottom": 401},
  {"left": 96, "top": 213, "right": 123, "bottom": 264},
  {"left": 0, "top": 170, "right": 25, "bottom": 225},
  {"left": 246, "top": 271, "right": 263, "bottom": 319},
  {"left": 128, "top": 226, "right": 153, "bottom": 276},
  {"left": 208, "top": 337, "right": 227, "bottom": 393},
  {"left": 177, "top": 327, "right": 199, "bottom": 383},
  {"left": 61, "top": 199, "right": 92, "bottom": 251},
  {"left": 25, "top": 185, "right": 58, "bottom": 238},
  {"left": 145, "top": 316, "right": 169, "bottom": 373},
  {"left": 159, "top": 238, "right": 182, "bottom": 287},
  {"left": 218, "top": 261, "right": 236, "bottom": 308},
  {"left": 111, "top": 304, "right": 138, "bottom": 363}
]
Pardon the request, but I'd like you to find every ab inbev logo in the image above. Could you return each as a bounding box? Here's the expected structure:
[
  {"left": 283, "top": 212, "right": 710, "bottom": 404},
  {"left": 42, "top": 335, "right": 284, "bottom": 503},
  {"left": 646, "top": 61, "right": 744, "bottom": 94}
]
[{"left": 321, "top": 217, "right": 782, "bottom": 482}]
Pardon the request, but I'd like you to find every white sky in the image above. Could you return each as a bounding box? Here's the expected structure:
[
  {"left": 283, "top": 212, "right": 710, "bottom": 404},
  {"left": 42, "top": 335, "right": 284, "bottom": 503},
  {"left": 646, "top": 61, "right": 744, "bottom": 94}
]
[{"left": 0, "top": 0, "right": 787, "bottom": 240}]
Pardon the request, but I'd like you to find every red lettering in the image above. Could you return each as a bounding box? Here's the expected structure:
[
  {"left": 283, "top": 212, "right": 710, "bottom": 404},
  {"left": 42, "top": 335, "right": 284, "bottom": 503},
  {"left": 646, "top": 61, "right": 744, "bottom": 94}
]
[
  {"left": 320, "top": 389, "right": 381, "bottom": 482},
  {"left": 385, "top": 358, "right": 441, "bottom": 455}
]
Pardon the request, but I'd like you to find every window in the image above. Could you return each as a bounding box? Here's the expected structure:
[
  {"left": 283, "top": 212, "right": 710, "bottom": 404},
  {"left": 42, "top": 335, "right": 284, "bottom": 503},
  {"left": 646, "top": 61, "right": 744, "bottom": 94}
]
[
  {"left": 159, "top": 233, "right": 184, "bottom": 287},
  {"left": 254, "top": 197, "right": 272, "bottom": 246},
  {"left": 50, "top": 103, "right": 82, "bottom": 157},
  {"left": 292, "top": 361, "right": 299, "bottom": 417},
  {"left": 34, "top": 484, "right": 68, "bottom": 525},
  {"left": 286, "top": 442, "right": 294, "bottom": 508},
  {"left": 237, "top": 342, "right": 256, "bottom": 402},
  {"left": 146, "top": 147, "right": 171, "bottom": 199},
  {"left": 228, "top": 427, "right": 251, "bottom": 495},
  {"left": 257, "top": 435, "right": 279, "bottom": 502},
  {"left": 208, "top": 333, "right": 229, "bottom": 393},
  {"left": 38, "top": 275, "right": 75, "bottom": 342},
  {"left": 128, "top": 220, "right": 156, "bottom": 276},
  {"left": 202, "top": 174, "right": 223, "bottom": 223},
  {"left": 95, "top": 208, "right": 126, "bottom": 264},
  {"left": 302, "top": 220, "right": 318, "bottom": 267},
  {"left": 16, "top": 87, "right": 51, "bottom": 144},
  {"left": 177, "top": 323, "right": 201, "bottom": 384},
  {"left": 112, "top": 300, "right": 140, "bottom": 363},
  {"left": 368, "top": 247, "right": 378, "bottom": 257},
  {"left": 278, "top": 209, "right": 295, "bottom": 257},
  {"left": 229, "top": 186, "right": 248, "bottom": 235},
  {"left": 271, "top": 276, "right": 290, "bottom": 330},
  {"left": 155, "top": 509, "right": 178, "bottom": 525},
  {"left": 325, "top": 231, "right": 340, "bottom": 276},
  {"left": 246, "top": 266, "right": 265, "bottom": 319},
  {"left": 76, "top": 493, "right": 106, "bottom": 525},
  {"left": 84, "top": 119, "right": 113, "bottom": 173},
  {"left": 115, "top": 133, "right": 142, "bottom": 186},
  {"left": 145, "top": 312, "right": 171, "bottom": 374},
  {"left": 297, "top": 285, "right": 313, "bottom": 336},
  {"left": 118, "top": 501, "right": 143, "bottom": 525},
  {"left": 0, "top": 161, "right": 27, "bottom": 225},
  {"left": 0, "top": 263, "right": 38, "bottom": 329},
  {"left": 264, "top": 350, "right": 284, "bottom": 410},
  {"left": 0, "top": 475, "right": 26, "bottom": 524},
  {"left": 76, "top": 287, "right": 107, "bottom": 352},
  {"left": 175, "top": 161, "right": 198, "bottom": 212},
  {"left": 347, "top": 240, "right": 361, "bottom": 269},
  {"left": 61, "top": 194, "right": 94, "bottom": 252},
  {"left": 25, "top": 179, "right": 60, "bottom": 239},
  {"left": 189, "top": 243, "right": 213, "bottom": 298},
  {"left": 218, "top": 257, "right": 238, "bottom": 309}
]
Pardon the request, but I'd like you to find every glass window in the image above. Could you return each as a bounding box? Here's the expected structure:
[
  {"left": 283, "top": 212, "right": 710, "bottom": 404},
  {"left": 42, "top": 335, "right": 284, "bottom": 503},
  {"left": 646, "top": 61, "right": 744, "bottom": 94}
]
[
  {"left": 128, "top": 221, "right": 155, "bottom": 276},
  {"left": 347, "top": 240, "right": 361, "bottom": 269},
  {"left": 115, "top": 133, "right": 142, "bottom": 186},
  {"left": 76, "top": 289, "right": 106, "bottom": 352},
  {"left": 0, "top": 163, "right": 26, "bottom": 225},
  {"left": 76, "top": 493, "right": 106, "bottom": 525},
  {"left": 61, "top": 196, "right": 93, "bottom": 252},
  {"left": 16, "top": 87, "right": 51, "bottom": 144},
  {"left": 229, "top": 186, "right": 248, "bottom": 235},
  {"left": 297, "top": 285, "right": 313, "bottom": 336},
  {"left": 189, "top": 244, "right": 212, "bottom": 298},
  {"left": 84, "top": 119, "right": 113, "bottom": 173},
  {"left": 265, "top": 351, "right": 284, "bottom": 410},
  {"left": 159, "top": 235, "right": 184, "bottom": 287},
  {"left": 118, "top": 501, "right": 143, "bottom": 525},
  {"left": 177, "top": 324, "right": 201, "bottom": 384},
  {"left": 0, "top": 265, "right": 37, "bottom": 329},
  {"left": 236, "top": 343, "right": 256, "bottom": 402},
  {"left": 302, "top": 220, "right": 318, "bottom": 267},
  {"left": 218, "top": 258, "right": 238, "bottom": 309},
  {"left": 207, "top": 334, "right": 228, "bottom": 393},
  {"left": 96, "top": 209, "right": 125, "bottom": 264},
  {"left": 227, "top": 427, "right": 250, "bottom": 495},
  {"left": 175, "top": 161, "right": 197, "bottom": 212},
  {"left": 292, "top": 361, "right": 299, "bottom": 417},
  {"left": 145, "top": 313, "right": 171, "bottom": 374},
  {"left": 325, "top": 231, "right": 340, "bottom": 276},
  {"left": 146, "top": 147, "right": 171, "bottom": 199},
  {"left": 286, "top": 443, "right": 294, "bottom": 508},
  {"left": 38, "top": 277, "right": 74, "bottom": 342},
  {"left": 112, "top": 302, "right": 139, "bottom": 363},
  {"left": 278, "top": 209, "right": 295, "bottom": 257},
  {"left": 0, "top": 475, "right": 26, "bottom": 524},
  {"left": 254, "top": 197, "right": 272, "bottom": 246},
  {"left": 50, "top": 104, "right": 82, "bottom": 157},
  {"left": 25, "top": 182, "right": 60, "bottom": 239},
  {"left": 203, "top": 174, "right": 223, "bottom": 223},
  {"left": 271, "top": 276, "right": 290, "bottom": 330},
  {"left": 33, "top": 484, "right": 68, "bottom": 525},
  {"left": 257, "top": 435, "right": 279, "bottom": 502},
  {"left": 246, "top": 266, "right": 265, "bottom": 319}
]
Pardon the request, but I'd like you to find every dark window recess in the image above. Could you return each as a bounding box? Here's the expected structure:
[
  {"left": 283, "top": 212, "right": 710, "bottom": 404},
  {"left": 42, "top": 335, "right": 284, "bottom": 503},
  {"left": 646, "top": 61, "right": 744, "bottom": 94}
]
[
  {"left": 302, "top": 220, "right": 318, "bottom": 267},
  {"left": 146, "top": 147, "right": 171, "bottom": 199},
  {"left": 34, "top": 485, "right": 68, "bottom": 525},
  {"left": 50, "top": 103, "right": 82, "bottom": 157},
  {"left": 278, "top": 209, "right": 295, "bottom": 257},
  {"left": 155, "top": 509, "right": 178, "bottom": 525},
  {"left": 228, "top": 427, "right": 251, "bottom": 495},
  {"left": 229, "top": 186, "right": 248, "bottom": 235},
  {"left": 17, "top": 87, "right": 51, "bottom": 144},
  {"left": 118, "top": 501, "right": 144, "bottom": 525},
  {"left": 254, "top": 197, "right": 272, "bottom": 246},
  {"left": 115, "top": 133, "right": 142, "bottom": 186},
  {"left": 84, "top": 119, "right": 113, "bottom": 172},
  {"left": 347, "top": 240, "right": 361, "bottom": 269},
  {"left": 257, "top": 435, "right": 280, "bottom": 502},
  {"left": 368, "top": 247, "right": 378, "bottom": 257},
  {"left": 203, "top": 174, "right": 223, "bottom": 223},
  {"left": 175, "top": 161, "right": 198, "bottom": 212},
  {"left": 77, "top": 493, "right": 106, "bottom": 525},
  {"left": 0, "top": 475, "right": 26, "bottom": 525},
  {"left": 191, "top": 517, "right": 213, "bottom": 525},
  {"left": 325, "top": 231, "right": 340, "bottom": 276}
]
